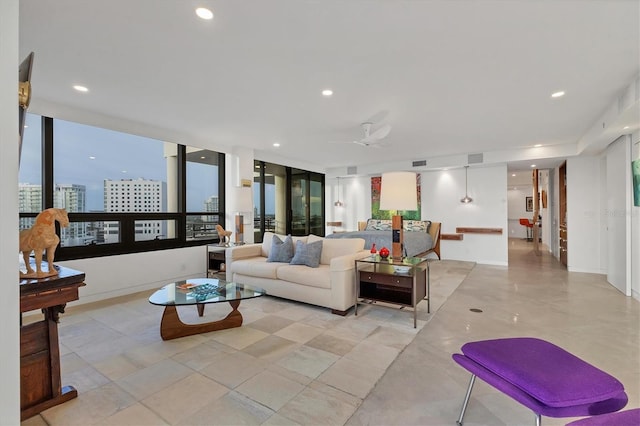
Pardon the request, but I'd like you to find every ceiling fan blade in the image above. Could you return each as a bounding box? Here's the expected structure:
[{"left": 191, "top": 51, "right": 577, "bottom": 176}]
[
  {"left": 363, "top": 124, "right": 391, "bottom": 142},
  {"left": 365, "top": 110, "right": 389, "bottom": 124}
]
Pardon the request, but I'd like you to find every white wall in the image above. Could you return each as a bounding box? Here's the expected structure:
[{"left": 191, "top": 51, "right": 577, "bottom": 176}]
[
  {"left": 631, "top": 130, "right": 639, "bottom": 301},
  {"left": 603, "top": 137, "right": 631, "bottom": 295},
  {"left": 53, "top": 247, "right": 205, "bottom": 307},
  {"left": 327, "top": 166, "right": 508, "bottom": 265},
  {"left": 326, "top": 176, "right": 371, "bottom": 233},
  {"left": 422, "top": 165, "right": 508, "bottom": 265},
  {"left": 226, "top": 148, "right": 255, "bottom": 244},
  {"left": 0, "top": 0, "right": 21, "bottom": 422},
  {"left": 566, "top": 156, "right": 603, "bottom": 274}
]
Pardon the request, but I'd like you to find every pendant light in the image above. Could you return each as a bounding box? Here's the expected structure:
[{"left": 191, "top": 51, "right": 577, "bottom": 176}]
[
  {"left": 460, "top": 166, "right": 473, "bottom": 203},
  {"left": 334, "top": 177, "right": 344, "bottom": 207}
]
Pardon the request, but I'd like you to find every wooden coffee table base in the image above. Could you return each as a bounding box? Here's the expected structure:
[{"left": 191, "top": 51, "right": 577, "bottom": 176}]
[{"left": 160, "top": 299, "right": 242, "bottom": 340}]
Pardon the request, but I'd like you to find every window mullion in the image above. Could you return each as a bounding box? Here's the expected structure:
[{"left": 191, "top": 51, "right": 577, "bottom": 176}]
[{"left": 42, "top": 116, "right": 54, "bottom": 209}]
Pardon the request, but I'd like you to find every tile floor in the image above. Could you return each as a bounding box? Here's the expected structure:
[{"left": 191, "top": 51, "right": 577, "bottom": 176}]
[
  {"left": 21, "top": 239, "right": 639, "bottom": 425},
  {"left": 22, "top": 256, "right": 473, "bottom": 426},
  {"left": 348, "top": 239, "right": 640, "bottom": 425}
]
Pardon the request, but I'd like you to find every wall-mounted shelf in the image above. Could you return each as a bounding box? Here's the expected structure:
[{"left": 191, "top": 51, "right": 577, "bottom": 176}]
[
  {"left": 455, "top": 227, "right": 503, "bottom": 235},
  {"left": 441, "top": 233, "right": 464, "bottom": 240}
]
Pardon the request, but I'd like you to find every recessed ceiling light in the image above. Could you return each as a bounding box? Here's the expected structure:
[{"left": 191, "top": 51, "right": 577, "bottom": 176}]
[
  {"left": 255, "top": 165, "right": 260, "bottom": 168},
  {"left": 623, "top": 126, "right": 630, "bottom": 129},
  {"left": 273, "top": 143, "right": 280, "bottom": 147},
  {"left": 551, "top": 91, "right": 565, "bottom": 98},
  {"left": 530, "top": 164, "right": 536, "bottom": 168},
  {"left": 534, "top": 144, "right": 542, "bottom": 147},
  {"left": 89, "top": 156, "right": 96, "bottom": 160},
  {"left": 23, "top": 125, "right": 28, "bottom": 128},
  {"left": 73, "top": 85, "right": 89, "bottom": 92},
  {"left": 196, "top": 7, "right": 214, "bottom": 20},
  {"left": 322, "top": 89, "right": 333, "bottom": 97},
  {"left": 512, "top": 173, "right": 516, "bottom": 177},
  {"left": 200, "top": 156, "right": 206, "bottom": 159},
  {"left": 121, "top": 170, "right": 127, "bottom": 173}
]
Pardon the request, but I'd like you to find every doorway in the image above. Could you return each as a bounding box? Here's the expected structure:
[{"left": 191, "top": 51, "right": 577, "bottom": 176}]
[{"left": 507, "top": 168, "right": 557, "bottom": 262}]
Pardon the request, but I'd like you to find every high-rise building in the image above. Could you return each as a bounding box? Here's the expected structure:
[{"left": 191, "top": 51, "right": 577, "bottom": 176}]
[
  {"left": 204, "top": 195, "right": 219, "bottom": 212},
  {"left": 54, "top": 184, "right": 86, "bottom": 212},
  {"left": 54, "top": 183, "right": 88, "bottom": 246},
  {"left": 18, "top": 183, "right": 42, "bottom": 230},
  {"left": 104, "top": 178, "right": 167, "bottom": 243},
  {"left": 19, "top": 183, "right": 92, "bottom": 246},
  {"left": 18, "top": 183, "right": 42, "bottom": 213}
]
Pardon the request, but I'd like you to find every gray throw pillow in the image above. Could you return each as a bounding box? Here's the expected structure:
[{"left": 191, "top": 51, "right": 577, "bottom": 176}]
[
  {"left": 267, "top": 235, "right": 294, "bottom": 263},
  {"left": 289, "top": 240, "right": 323, "bottom": 268}
]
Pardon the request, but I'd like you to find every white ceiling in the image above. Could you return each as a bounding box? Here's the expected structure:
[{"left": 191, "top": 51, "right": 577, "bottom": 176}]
[{"left": 18, "top": 0, "right": 640, "bottom": 174}]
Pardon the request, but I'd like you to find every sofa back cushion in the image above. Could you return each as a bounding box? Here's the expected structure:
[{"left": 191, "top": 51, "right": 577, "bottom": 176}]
[
  {"left": 261, "top": 232, "right": 308, "bottom": 257},
  {"left": 308, "top": 234, "right": 365, "bottom": 265}
]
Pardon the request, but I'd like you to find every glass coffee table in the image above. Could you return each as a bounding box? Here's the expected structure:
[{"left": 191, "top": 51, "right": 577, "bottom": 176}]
[{"left": 148, "top": 278, "right": 265, "bottom": 340}]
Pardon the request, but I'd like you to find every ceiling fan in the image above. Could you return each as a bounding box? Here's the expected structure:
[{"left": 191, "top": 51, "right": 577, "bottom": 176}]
[{"left": 329, "top": 122, "right": 392, "bottom": 147}]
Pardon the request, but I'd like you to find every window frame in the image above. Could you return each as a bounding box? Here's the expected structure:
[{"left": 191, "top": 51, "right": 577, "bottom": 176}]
[{"left": 19, "top": 116, "right": 226, "bottom": 261}]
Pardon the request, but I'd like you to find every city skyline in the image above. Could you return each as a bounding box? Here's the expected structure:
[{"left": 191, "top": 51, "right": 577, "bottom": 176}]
[{"left": 19, "top": 113, "right": 219, "bottom": 212}]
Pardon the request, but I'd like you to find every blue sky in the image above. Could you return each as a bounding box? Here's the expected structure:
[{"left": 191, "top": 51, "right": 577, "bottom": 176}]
[{"left": 19, "top": 114, "right": 218, "bottom": 212}]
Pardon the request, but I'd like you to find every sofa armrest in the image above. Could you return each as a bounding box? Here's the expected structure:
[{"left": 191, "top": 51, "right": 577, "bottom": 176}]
[
  {"left": 329, "top": 250, "right": 370, "bottom": 312},
  {"left": 226, "top": 243, "right": 262, "bottom": 266},
  {"left": 329, "top": 250, "right": 370, "bottom": 272}
]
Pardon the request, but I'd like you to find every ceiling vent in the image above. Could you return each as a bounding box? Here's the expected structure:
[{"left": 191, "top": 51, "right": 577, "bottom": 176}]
[
  {"left": 346, "top": 166, "right": 358, "bottom": 175},
  {"left": 468, "top": 153, "right": 484, "bottom": 164},
  {"left": 412, "top": 160, "right": 427, "bottom": 167}
]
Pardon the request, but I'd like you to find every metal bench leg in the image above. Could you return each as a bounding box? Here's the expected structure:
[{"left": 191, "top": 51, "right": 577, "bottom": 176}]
[
  {"left": 535, "top": 412, "right": 541, "bottom": 426},
  {"left": 456, "top": 374, "right": 476, "bottom": 426}
]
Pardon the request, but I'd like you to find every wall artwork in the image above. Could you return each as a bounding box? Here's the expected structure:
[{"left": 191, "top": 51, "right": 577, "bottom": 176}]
[
  {"left": 633, "top": 158, "right": 640, "bottom": 207},
  {"left": 526, "top": 196, "right": 533, "bottom": 212},
  {"left": 371, "top": 174, "right": 421, "bottom": 220}
]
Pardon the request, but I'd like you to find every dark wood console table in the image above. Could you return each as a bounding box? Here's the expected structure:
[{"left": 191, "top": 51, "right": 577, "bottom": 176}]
[{"left": 19, "top": 264, "right": 86, "bottom": 420}]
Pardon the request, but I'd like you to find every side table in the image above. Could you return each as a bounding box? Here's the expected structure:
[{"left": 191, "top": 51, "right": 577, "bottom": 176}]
[
  {"left": 355, "top": 255, "right": 429, "bottom": 328},
  {"left": 207, "top": 245, "right": 227, "bottom": 279}
]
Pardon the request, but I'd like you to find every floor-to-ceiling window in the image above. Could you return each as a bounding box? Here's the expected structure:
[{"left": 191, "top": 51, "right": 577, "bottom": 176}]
[
  {"left": 18, "top": 114, "right": 225, "bottom": 260},
  {"left": 253, "top": 161, "right": 324, "bottom": 242},
  {"left": 186, "top": 147, "right": 225, "bottom": 241}
]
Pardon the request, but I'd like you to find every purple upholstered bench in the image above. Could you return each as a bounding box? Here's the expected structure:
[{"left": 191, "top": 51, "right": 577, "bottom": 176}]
[
  {"left": 565, "top": 408, "right": 640, "bottom": 425},
  {"left": 452, "top": 338, "right": 628, "bottom": 426}
]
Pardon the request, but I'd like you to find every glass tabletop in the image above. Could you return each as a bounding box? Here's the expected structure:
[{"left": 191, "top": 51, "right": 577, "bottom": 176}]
[
  {"left": 149, "top": 278, "right": 265, "bottom": 306},
  {"left": 357, "top": 254, "right": 428, "bottom": 266}
]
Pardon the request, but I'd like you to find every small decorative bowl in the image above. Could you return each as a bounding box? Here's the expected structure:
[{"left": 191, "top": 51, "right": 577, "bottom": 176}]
[{"left": 393, "top": 265, "right": 411, "bottom": 274}]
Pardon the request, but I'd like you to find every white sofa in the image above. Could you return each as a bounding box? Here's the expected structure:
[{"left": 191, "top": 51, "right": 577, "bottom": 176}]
[{"left": 225, "top": 232, "right": 368, "bottom": 314}]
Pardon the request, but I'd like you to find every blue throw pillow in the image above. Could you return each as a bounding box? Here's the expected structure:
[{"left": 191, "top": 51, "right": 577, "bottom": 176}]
[
  {"left": 289, "top": 240, "right": 323, "bottom": 268},
  {"left": 267, "top": 235, "right": 294, "bottom": 263}
]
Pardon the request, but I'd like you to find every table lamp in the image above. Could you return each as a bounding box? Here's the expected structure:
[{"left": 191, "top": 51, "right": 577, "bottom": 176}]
[{"left": 379, "top": 171, "right": 418, "bottom": 260}]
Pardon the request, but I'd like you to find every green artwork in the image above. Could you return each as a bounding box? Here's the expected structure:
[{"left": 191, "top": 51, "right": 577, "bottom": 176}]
[
  {"left": 633, "top": 158, "right": 640, "bottom": 207},
  {"left": 370, "top": 175, "right": 421, "bottom": 220}
]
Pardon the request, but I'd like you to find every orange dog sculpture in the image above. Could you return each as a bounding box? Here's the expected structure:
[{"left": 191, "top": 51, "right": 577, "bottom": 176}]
[
  {"left": 215, "top": 224, "right": 232, "bottom": 246},
  {"left": 20, "top": 208, "right": 69, "bottom": 278}
]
